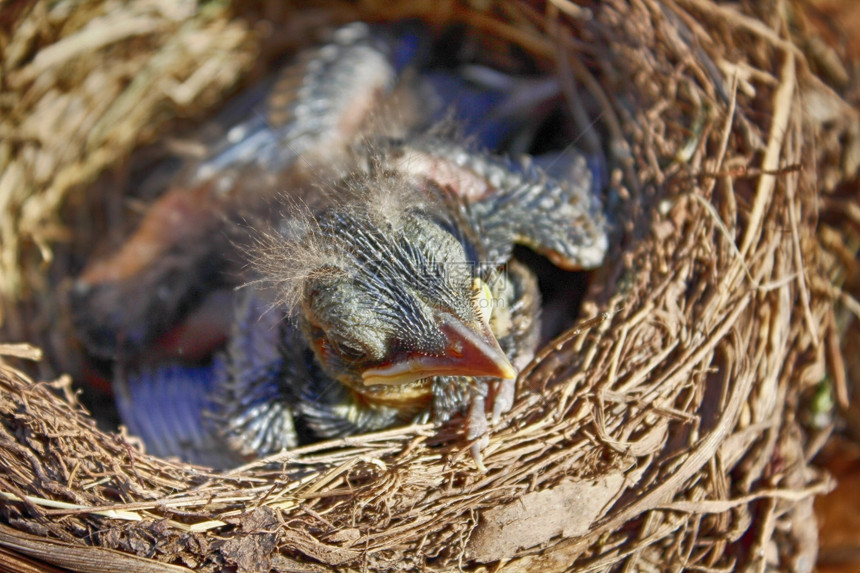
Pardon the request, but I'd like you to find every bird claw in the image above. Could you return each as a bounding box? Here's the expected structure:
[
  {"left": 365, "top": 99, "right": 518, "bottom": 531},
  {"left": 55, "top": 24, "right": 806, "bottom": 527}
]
[
  {"left": 467, "top": 390, "right": 490, "bottom": 472},
  {"left": 470, "top": 441, "right": 489, "bottom": 474},
  {"left": 491, "top": 377, "right": 515, "bottom": 425}
]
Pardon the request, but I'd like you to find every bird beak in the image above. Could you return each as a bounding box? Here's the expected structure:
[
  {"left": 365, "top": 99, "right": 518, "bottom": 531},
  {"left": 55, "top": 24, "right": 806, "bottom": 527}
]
[{"left": 361, "top": 314, "right": 517, "bottom": 387}]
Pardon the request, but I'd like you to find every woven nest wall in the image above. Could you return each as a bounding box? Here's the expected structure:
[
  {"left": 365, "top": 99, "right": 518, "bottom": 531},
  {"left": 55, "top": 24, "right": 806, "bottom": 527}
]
[{"left": 1, "top": 1, "right": 857, "bottom": 571}]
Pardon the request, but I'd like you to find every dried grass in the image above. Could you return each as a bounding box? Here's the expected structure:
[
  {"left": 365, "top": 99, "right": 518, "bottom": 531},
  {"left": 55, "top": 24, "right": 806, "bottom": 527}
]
[{"left": 0, "top": 0, "right": 857, "bottom": 571}]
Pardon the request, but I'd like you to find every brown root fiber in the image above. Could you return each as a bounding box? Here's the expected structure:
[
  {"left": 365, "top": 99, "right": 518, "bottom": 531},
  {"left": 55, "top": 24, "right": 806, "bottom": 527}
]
[{"left": 1, "top": 0, "right": 857, "bottom": 571}]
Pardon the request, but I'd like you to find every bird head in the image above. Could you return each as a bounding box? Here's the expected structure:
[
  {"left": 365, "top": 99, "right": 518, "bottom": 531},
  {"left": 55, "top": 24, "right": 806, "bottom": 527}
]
[{"left": 257, "top": 173, "right": 517, "bottom": 392}]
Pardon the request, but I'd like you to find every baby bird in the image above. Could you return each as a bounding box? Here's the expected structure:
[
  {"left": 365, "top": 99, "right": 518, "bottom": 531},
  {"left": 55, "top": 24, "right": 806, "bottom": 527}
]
[{"left": 69, "top": 23, "right": 607, "bottom": 468}]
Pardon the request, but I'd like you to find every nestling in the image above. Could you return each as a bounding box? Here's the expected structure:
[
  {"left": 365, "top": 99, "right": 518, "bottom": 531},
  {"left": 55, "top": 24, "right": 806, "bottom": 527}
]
[{"left": 68, "top": 23, "right": 608, "bottom": 468}]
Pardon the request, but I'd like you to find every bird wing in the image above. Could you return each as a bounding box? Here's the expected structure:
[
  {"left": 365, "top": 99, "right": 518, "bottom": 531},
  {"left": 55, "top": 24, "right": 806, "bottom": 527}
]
[
  {"left": 210, "top": 288, "right": 304, "bottom": 458},
  {"left": 383, "top": 138, "right": 609, "bottom": 269}
]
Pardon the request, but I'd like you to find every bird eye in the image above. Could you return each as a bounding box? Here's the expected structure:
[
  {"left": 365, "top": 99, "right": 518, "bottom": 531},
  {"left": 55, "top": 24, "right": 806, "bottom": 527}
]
[{"left": 330, "top": 337, "right": 365, "bottom": 362}]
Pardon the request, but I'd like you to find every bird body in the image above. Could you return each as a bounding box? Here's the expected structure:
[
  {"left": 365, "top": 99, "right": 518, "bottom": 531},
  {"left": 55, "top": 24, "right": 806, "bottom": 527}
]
[
  {"left": 69, "top": 22, "right": 608, "bottom": 468},
  {"left": 214, "top": 160, "right": 545, "bottom": 463}
]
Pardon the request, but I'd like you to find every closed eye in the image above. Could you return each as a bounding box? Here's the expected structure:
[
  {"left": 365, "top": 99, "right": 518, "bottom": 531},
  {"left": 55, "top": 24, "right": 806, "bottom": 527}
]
[{"left": 330, "top": 337, "right": 366, "bottom": 362}]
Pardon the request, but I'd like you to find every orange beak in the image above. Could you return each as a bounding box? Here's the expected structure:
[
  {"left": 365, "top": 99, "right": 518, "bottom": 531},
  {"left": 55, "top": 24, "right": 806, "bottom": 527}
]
[{"left": 361, "top": 314, "right": 516, "bottom": 387}]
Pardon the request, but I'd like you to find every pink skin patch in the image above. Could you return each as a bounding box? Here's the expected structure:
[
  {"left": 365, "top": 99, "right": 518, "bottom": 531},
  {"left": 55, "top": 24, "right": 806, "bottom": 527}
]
[{"left": 392, "top": 149, "right": 494, "bottom": 201}]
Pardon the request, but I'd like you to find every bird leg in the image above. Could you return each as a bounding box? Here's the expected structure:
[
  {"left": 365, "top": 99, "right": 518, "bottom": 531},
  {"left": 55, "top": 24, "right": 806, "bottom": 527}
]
[{"left": 467, "top": 388, "right": 490, "bottom": 473}]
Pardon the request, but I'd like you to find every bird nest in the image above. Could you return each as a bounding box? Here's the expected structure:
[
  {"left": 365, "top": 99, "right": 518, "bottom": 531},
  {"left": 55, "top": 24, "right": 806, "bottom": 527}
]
[{"left": 0, "top": 0, "right": 856, "bottom": 571}]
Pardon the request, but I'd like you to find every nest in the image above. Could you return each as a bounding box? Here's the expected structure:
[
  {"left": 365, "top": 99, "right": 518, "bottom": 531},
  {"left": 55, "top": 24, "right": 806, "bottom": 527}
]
[{"left": 1, "top": 0, "right": 857, "bottom": 571}]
